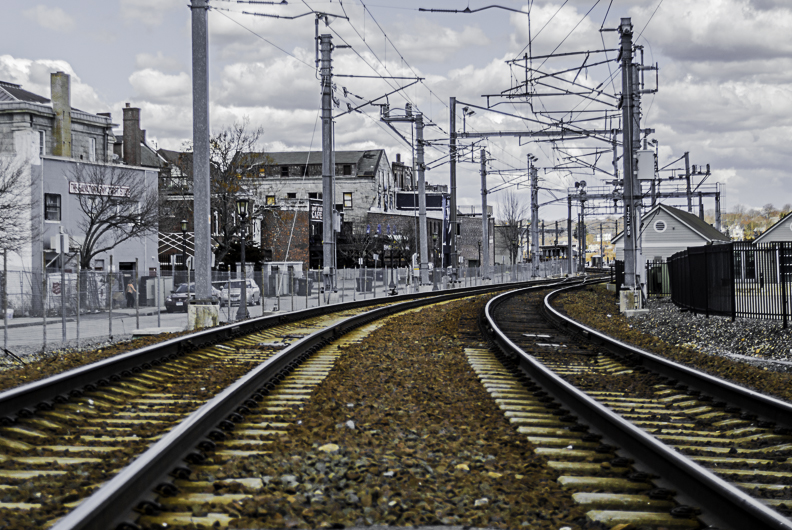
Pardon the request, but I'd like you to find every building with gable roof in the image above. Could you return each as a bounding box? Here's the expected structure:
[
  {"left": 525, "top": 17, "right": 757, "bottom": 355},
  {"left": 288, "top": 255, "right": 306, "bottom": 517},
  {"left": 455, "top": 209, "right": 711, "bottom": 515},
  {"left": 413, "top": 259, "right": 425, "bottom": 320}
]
[{"left": 612, "top": 203, "right": 730, "bottom": 262}]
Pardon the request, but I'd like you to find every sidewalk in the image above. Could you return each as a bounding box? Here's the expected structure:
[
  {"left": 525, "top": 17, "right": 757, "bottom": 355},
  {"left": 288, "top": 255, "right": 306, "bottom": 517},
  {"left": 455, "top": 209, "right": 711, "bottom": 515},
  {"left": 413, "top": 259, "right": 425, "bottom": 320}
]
[{"left": 0, "top": 307, "right": 162, "bottom": 329}]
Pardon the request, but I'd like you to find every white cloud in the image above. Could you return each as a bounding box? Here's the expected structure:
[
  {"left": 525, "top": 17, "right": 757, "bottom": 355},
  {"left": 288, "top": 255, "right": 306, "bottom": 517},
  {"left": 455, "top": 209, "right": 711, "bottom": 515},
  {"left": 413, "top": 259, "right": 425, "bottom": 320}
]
[
  {"left": 120, "top": 0, "right": 183, "bottom": 27},
  {"left": 632, "top": 0, "right": 792, "bottom": 63},
  {"left": 0, "top": 56, "right": 107, "bottom": 113},
  {"left": 23, "top": 5, "right": 74, "bottom": 32},
  {"left": 391, "top": 20, "right": 490, "bottom": 63},
  {"left": 134, "top": 52, "right": 185, "bottom": 74},
  {"left": 129, "top": 69, "right": 191, "bottom": 104}
]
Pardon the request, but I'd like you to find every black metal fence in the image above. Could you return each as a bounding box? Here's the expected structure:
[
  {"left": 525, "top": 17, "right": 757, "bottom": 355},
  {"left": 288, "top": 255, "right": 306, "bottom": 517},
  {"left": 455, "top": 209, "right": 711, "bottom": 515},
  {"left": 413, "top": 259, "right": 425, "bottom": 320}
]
[{"left": 667, "top": 242, "right": 792, "bottom": 327}]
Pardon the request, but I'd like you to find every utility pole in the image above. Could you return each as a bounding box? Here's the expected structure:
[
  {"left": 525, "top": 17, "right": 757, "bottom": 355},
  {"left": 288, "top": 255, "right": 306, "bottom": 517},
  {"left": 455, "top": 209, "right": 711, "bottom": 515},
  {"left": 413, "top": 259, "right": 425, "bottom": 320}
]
[
  {"left": 320, "top": 34, "right": 335, "bottom": 293},
  {"left": 620, "top": 17, "right": 640, "bottom": 291},
  {"left": 541, "top": 220, "right": 545, "bottom": 246},
  {"left": 600, "top": 223, "right": 603, "bottom": 266},
  {"left": 416, "top": 113, "right": 429, "bottom": 284},
  {"left": 567, "top": 197, "right": 573, "bottom": 274},
  {"left": 530, "top": 156, "right": 539, "bottom": 278},
  {"left": 554, "top": 220, "right": 558, "bottom": 246},
  {"left": 190, "top": 0, "right": 211, "bottom": 299},
  {"left": 449, "top": 98, "right": 458, "bottom": 280},
  {"left": 480, "top": 149, "right": 490, "bottom": 280},
  {"left": 684, "top": 151, "right": 692, "bottom": 213}
]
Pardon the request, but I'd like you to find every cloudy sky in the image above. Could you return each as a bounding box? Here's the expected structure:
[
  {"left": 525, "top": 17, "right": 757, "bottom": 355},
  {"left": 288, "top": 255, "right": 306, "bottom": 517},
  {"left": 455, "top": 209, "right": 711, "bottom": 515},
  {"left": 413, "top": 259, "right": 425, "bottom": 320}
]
[{"left": 2, "top": 0, "right": 790, "bottom": 221}]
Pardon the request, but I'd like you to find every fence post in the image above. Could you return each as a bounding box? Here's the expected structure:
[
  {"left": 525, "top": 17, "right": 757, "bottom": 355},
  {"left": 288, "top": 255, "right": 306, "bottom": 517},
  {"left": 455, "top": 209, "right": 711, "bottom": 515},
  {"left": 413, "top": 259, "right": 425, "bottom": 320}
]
[
  {"left": 704, "top": 246, "right": 710, "bottom": 318},
  {"left": 42, "top": 257, "right": 47, "bottom": 353},
  {"left": 782, "top": 243, "right": 788, "bottom": 329},
  {"left": 108, "top": 255, "right": 113, "bottom": 340},
  {"left": 61, "top": 232, "right": 66, "bottom": 344},
  {"left": 729, "top": 243, "right": 736, "bottom": 322},
  {"left": 76, "top": 263, "right": 81, "bottom": 347},
  {"left": 2, "top": 250, "right": 6, "bottom": 354},
  {"left": 135, "top": 258, "right": 140, "bottom": 330}
]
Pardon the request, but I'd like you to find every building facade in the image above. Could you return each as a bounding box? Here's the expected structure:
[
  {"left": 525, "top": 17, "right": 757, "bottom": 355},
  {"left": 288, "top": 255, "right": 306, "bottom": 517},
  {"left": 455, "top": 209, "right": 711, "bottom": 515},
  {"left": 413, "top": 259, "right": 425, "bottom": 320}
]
[{"left": 0, "top": 74, "right": 159, "bottom": 284}]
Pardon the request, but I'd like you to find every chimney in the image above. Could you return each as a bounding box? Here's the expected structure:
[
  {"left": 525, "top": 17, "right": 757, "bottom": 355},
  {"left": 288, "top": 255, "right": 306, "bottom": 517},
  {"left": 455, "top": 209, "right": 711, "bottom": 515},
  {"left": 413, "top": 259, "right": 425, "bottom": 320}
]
[
  {"left": 51, "top": 72, "right": 71, "bottom": 157},
  {"left": 396, "top": 153, "right": 401, "bottom": 163},
  {"left": 122, "top": 103, "right": 142, "bottom": 166},
  {"left": 140, "top": 129, "right": 146, "bottom": 144}
]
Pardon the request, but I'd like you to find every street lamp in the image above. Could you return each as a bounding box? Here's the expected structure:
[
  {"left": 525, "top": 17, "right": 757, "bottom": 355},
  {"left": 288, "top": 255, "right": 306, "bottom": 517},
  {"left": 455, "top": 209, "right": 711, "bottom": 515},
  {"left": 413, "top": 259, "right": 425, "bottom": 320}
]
[
  {"left": 432, "top": 233, "right": 439, "bottom": 291},
  {"left": 180, "top": 219, "right": 188, "bottom": 284},
  {"left": 388, "top": 232, "right": 398, "bottom": 296},
  {"left": 477, "top": 240, "right": 481, "bottom": 277},
  {"left": 236, "top": 196, "right": 250, "bottom": 320}
]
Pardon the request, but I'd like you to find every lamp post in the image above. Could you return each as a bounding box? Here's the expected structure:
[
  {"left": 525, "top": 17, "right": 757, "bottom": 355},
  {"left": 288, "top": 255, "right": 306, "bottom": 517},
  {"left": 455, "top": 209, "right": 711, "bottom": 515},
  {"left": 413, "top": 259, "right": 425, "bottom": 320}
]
[
  {"left": 236, "top": 196, "right": 250, "bottom": 320},
  {"left": 432, "top": 233, "right": 439, "bottom": 291},
  {"left": 388, "top": 234, "right": 397, "bottom": 296},
  {"left": 180, "top": 219, "right": 188, "bottom": 284},
  {"left": 477, "top": 240, "right": 481, "bottom": 277}
]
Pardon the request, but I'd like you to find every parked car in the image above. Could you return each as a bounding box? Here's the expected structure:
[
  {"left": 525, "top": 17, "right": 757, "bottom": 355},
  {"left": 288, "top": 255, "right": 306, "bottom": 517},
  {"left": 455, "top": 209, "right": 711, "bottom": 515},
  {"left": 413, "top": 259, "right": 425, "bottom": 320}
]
[
  {"left": 165, "top": 283, "right": 221, "bottom": 313},
  {"left": 212, "top": 279, "right": 261, "bottom": 307}
]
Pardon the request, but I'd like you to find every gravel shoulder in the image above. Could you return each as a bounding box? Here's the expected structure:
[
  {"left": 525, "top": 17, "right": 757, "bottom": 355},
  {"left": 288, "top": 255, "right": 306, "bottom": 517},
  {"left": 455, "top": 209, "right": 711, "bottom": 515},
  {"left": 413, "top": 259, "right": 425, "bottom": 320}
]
[{"left": 554, "top": 284, "right": 792, "bottom": 404}]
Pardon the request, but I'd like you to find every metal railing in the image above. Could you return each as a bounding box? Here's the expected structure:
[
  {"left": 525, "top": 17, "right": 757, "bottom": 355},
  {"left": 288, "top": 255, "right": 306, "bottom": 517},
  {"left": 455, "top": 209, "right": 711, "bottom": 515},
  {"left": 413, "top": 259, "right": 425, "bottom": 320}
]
[
  {"left": 0, "top": 258, "right": 573, "bottom": 361},
  {"left": 667, "top": 242, "right": 792, "bottom": 327}
]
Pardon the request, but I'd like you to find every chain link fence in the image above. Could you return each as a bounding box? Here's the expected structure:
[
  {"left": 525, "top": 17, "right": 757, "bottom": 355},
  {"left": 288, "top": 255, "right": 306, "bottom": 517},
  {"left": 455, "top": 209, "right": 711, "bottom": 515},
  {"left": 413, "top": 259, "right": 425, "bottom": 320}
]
[{"left": 1, "top": 257, "right": 572, "bottom": 365}]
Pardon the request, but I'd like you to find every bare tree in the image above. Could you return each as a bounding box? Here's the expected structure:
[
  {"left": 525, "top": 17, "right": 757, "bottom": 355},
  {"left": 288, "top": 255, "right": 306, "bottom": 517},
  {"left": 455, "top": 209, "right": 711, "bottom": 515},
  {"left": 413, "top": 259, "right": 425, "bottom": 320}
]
[
  {"left": 210, "top": 119, "right": 265, "bottom": 265},
  {"left": 0, "top": 156, "right": 35, "bottom": 252},
  {"left": 497, "top": 189, "right": 530, "bottom": 265},
  {"left": 338, "top": 224, "right": 378, "bottom": 266},
  {"left": 70, "top": 162, "right": 160, "bottom": 271}
]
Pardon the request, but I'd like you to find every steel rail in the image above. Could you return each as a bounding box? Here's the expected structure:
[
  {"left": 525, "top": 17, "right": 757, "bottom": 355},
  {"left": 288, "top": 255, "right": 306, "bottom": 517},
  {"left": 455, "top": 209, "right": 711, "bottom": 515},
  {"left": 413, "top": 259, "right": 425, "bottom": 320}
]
[
  {"left": 0, "top": 278, "right": 560, "bottom": 424},
  {"left": 484, "top": 283, "right": 792, "bottom": 530},
  {"left": 50, "top": 277, "right": 583, "bottom": 530}
]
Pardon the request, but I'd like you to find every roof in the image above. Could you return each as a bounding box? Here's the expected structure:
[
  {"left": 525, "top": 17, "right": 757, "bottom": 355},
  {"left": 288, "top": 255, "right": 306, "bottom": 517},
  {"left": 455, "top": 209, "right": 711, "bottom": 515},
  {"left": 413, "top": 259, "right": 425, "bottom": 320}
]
[
  {"left": 611, "top": 203, "right": 729, "bottom": 244},
  {"left": 754, "top": 213, "right": 792, "bottom": 244},
  {"left": 0, "top": 80, "right": 51, "bottom": 104},
  {"left": 247, "top": 150, "right": 386, "bottom": 176}
]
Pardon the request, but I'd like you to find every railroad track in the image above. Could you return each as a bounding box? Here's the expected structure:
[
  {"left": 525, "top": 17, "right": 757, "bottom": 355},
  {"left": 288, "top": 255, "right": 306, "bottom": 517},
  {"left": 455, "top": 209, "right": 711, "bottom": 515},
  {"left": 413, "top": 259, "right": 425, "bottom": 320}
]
[
  {"left": 0, "top": 277, "right": 576, "bottom": 530},
  {"left": 484, "top": 283, "right": 792, "bottom": 530}
]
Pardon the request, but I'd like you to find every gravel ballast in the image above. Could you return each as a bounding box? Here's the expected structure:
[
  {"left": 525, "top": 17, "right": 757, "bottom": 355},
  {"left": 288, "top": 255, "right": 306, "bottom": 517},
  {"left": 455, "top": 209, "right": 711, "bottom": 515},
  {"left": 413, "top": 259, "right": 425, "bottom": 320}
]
[
  {"left": 554, "top": 285, "right": 792, "bottom": 403},
  {"left": 210, "top": 296, "right": 591, "bottom": 530}
]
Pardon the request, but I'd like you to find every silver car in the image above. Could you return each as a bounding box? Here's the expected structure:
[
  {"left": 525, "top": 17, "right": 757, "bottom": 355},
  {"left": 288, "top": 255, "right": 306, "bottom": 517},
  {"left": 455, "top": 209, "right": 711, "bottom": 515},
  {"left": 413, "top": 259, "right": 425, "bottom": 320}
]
[{"left": 213, "top": 279, "right": 261, "bottom": 306}]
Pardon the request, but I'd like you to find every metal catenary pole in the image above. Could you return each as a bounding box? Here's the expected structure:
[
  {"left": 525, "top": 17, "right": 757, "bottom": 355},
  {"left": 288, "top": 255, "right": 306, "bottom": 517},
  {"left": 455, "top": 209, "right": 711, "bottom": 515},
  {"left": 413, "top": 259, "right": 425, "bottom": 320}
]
[
  {"left": 191, "top": 0, "right": 212, "bottom": 299},
  {"left": 567, "top": 196, "right": 573, "bottom": 274},
  {"left": 684, "top": 151, "right": 692, "bottom": 213},
  {"left": 42, "top": 254, "right": 47, "bottom": 352},
  {"left": 480, "top": 148, "right": 490, "bottom": 280},
  {"left": 416, "top": 113, "right": 429, "bottom": 285},
  {"left": 620, "top": 17, "right": 639, "bottom": 290},
  {"left": 320, "top": 34, "right": 336, "bottom": 295},
  {"left": 449, "top": 97, "right": 458, "bottom": 280},
  {"left": 530, "top": 160, "right": 539, "bottom": 278},
  {"left": 76, "top": 255, "right": 80, "bottom": 346},
  {"left": 2, "top": 250, "right": 6, "bottom": 353}
]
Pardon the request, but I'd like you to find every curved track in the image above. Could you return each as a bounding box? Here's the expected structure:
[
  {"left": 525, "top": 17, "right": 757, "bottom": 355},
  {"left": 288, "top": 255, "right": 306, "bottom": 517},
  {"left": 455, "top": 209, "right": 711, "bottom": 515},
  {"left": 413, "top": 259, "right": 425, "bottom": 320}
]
[
  {"left": 0, "top": 278, "right": 571, "bottom": 530},
  {"left": 485, "top": 282, "right": 792, "bottom": 530}
]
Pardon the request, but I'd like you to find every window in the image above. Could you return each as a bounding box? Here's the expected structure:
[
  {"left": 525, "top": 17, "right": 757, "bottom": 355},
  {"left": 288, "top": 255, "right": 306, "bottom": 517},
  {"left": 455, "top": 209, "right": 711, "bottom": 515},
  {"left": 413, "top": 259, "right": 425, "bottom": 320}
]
[
  {"left": 343, "top": 192, "right": 353, "bottom": 208},
  {"left": 308, "top": 192, "right": 322, "bottom": 200},
  {"left": 38, "top": 130, "right": 45, "bottom": 156},
  {"left": 266, "top": 195, "right": 276, "bottom": 205},
  {"left": 287, "top": 192, "right": 297, "bottom": 199},
  {"left": 94, "top": 259, "right": 104, "bottom": 271},
  {"left": 89, "top": 138, "right": 96, "bottom": 162},
  {"left": 44, "top": 193, "right": 61, "bottom": 221},
  {"left": 654, "top": 220, "right": 667, "bottom": 233},
  {"left": 335, "top": 203, "right": 344, "bottom": 212},
  {"left": 343, "top": 164, "right": 352, "bottom": 176},
  {"left": 258, "top": 168, "right": 266, "bottom": 177},
  {"left": 280, "top": 166, "right": 289, "bottom": 177}
]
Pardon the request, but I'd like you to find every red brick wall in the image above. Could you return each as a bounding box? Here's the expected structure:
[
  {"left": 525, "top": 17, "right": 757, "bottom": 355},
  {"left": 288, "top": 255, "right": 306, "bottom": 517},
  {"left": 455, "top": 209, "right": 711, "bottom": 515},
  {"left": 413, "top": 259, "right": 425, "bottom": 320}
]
[{"left": 261, "top": 209, "right": 310, "bottom": 269}]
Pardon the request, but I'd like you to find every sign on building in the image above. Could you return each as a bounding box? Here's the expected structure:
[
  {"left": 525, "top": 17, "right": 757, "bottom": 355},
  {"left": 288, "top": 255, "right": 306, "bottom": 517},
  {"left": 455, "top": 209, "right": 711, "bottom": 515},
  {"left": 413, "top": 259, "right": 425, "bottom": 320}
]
[{"left": 69, "top": 181, "right": 131, "bottom": 197}]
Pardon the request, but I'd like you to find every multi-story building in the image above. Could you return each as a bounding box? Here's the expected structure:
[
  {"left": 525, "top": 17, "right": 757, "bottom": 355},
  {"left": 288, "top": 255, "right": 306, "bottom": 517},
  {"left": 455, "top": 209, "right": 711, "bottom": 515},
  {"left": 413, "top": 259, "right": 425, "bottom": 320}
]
[{"left": 0, "top": 74, "right": 159, "bottom": 284}]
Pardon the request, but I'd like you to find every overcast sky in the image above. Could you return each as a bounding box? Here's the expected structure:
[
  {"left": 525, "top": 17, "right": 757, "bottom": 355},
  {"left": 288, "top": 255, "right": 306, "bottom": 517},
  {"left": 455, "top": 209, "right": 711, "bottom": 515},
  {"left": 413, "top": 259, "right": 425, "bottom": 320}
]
[{"left": 2, "top": 0, "right": 790, "bottom": 222}]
